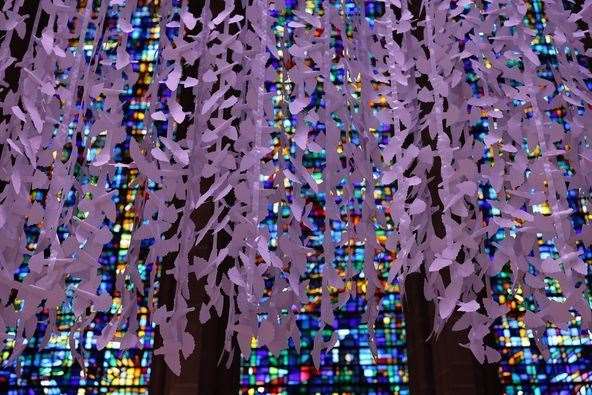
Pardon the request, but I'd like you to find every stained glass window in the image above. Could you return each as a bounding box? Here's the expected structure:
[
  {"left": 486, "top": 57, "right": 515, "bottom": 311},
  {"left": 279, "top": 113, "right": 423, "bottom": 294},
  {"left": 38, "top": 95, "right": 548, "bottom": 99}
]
[
  {"left": 471, "top": 1, "right": 592, "bottom": 393},
  {"left": 240, "top": 0, "right": 408, "bottom": 394},
  {"left": 0, "top": 1, "right": 164, "bottom": 393}
]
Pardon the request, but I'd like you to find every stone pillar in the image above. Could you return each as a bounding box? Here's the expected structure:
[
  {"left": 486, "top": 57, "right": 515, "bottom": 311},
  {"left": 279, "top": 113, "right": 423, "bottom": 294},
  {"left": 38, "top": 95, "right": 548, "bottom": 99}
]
[
  {"left": 403, "top": 273, "right": 502, "bottom": 395},
  {"left": 149, "top": 0, "right": 241, "bottom": 392}
]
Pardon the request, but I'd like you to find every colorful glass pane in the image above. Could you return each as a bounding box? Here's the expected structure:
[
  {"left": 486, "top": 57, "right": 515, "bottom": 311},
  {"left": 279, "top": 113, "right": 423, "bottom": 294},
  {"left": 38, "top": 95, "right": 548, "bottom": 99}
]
[
  {"left": 0, "top": 1, "right": 163, "bottom": 393},
  {"left": 240, "top": 1, "right": 408, "bottom": 394},
  {"left": 471, "top": 1, "right": 592, "bottom": 393}
]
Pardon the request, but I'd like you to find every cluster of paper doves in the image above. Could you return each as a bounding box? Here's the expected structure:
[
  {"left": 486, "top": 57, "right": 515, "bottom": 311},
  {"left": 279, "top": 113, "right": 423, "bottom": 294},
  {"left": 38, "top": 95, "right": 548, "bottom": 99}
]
[{"left": 0, "top": 0, "right": 591, "bottom": 375}]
